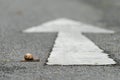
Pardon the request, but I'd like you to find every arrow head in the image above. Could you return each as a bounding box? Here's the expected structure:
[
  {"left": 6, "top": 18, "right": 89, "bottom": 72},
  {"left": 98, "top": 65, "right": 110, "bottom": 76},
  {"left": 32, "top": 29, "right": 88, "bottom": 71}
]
[{"left": 24, "top": 18, "right": 114, "bottom": 33}]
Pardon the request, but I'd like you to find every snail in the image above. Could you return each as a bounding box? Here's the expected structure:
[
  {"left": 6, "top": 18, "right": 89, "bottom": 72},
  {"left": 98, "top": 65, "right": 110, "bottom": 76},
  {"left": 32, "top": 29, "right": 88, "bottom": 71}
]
[
  {"left": 24, "top": 53, "right": 34, "bottom": 61},
  {"left": 21, "top": 53, "right": 40, "bottom": 62}
]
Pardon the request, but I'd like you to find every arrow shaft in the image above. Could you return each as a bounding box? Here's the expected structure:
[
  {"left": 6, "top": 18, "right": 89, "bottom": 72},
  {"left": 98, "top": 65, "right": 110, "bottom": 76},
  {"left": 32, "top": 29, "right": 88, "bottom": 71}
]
[{"left": 47, "top": 32, "right": 115, "bottom": 65}]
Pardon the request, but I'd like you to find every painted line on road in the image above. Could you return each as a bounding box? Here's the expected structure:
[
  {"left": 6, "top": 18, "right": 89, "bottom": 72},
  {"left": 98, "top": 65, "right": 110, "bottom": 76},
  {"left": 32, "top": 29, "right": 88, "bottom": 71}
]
[{"left": 23, "top": 18, "right": 116, "bottom": 65}]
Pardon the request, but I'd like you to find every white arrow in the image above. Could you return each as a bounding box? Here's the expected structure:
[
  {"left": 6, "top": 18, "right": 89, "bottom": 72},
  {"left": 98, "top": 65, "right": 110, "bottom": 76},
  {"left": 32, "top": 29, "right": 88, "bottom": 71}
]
[{"left": 23, "top": 18, "right": 116, "bottom": 65}]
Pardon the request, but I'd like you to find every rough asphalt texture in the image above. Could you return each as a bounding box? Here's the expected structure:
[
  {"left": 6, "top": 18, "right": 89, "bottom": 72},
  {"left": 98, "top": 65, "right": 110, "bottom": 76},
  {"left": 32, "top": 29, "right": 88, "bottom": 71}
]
[{"left": 0, "top": 0, "right": 120, "bottom": 80}]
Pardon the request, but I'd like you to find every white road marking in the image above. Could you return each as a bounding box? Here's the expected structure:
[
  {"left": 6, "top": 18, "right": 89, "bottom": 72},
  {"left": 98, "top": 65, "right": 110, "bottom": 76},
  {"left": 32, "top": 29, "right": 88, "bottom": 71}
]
[{"left": 24, "top": 18, "right": 116, "bottom": 65}]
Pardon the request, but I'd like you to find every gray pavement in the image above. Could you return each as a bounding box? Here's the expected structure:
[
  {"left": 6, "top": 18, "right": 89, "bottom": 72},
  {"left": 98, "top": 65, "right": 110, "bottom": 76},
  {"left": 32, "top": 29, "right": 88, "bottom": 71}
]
[
  {"left": 83, "top": 0, "right": 120, "bottom": 31},
  {"left": 0, "top": 0, "right": 120, "bottom": 80}
]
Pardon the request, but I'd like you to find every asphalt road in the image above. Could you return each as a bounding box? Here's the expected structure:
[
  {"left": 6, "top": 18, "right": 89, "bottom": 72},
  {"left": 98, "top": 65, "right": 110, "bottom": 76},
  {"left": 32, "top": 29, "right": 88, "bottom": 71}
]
[{"left": 0, "top": 0, "right": 120, "bottom": 80}]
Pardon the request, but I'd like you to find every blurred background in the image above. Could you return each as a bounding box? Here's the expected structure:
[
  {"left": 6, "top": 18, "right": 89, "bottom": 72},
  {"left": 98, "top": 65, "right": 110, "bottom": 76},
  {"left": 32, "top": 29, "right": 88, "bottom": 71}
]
[
  {"left": 83, "top": 0, "right": 120, "bottom": 27},
  {"left": 0, "top": 0, "right": 120, "bottom": 34}
]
